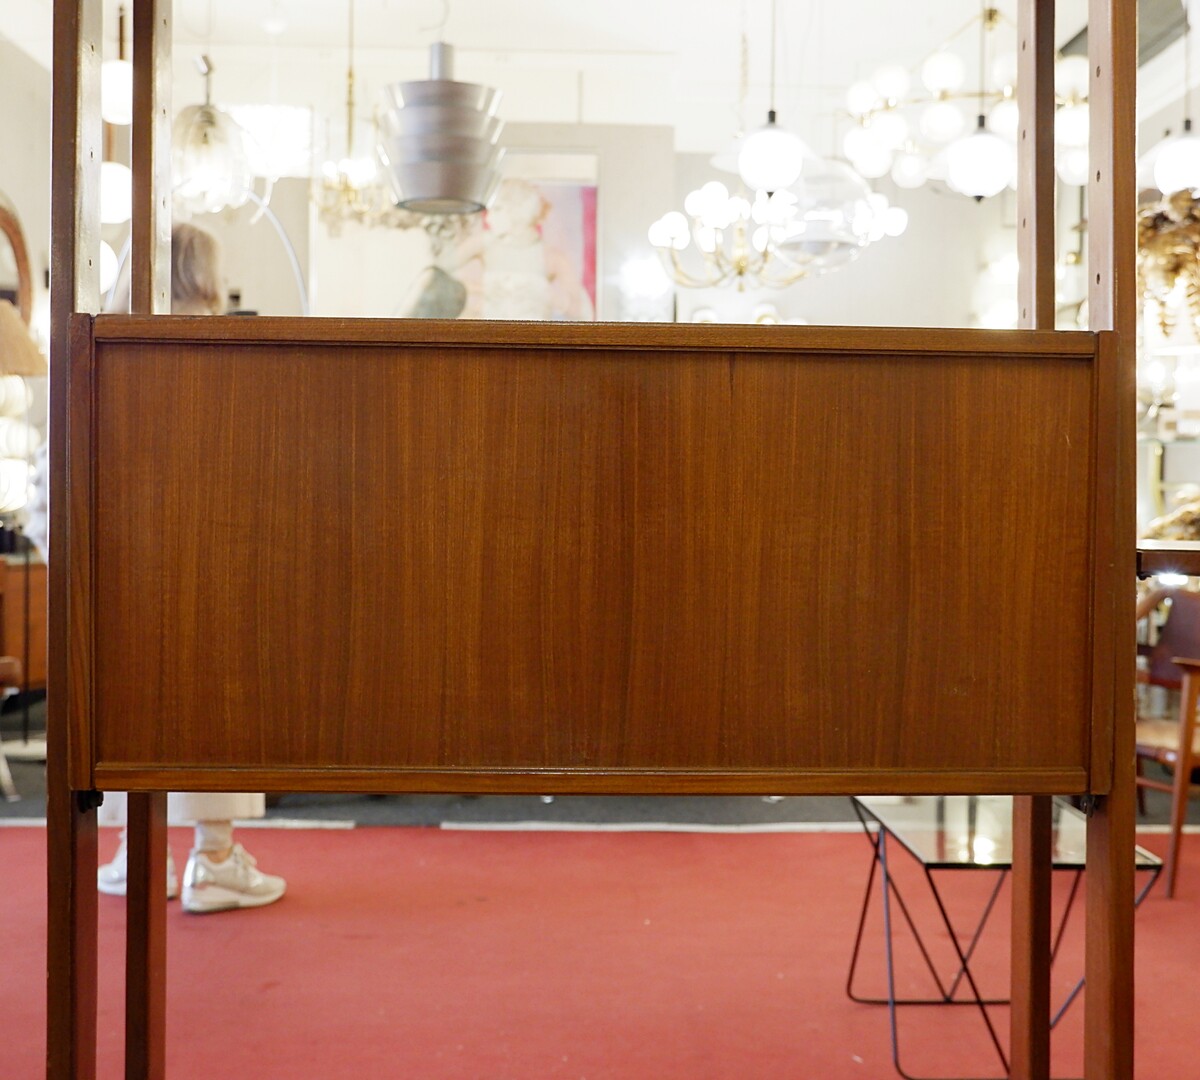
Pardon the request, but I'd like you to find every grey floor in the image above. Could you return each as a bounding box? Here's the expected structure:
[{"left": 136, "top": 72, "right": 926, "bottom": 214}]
[{"left": 3, "top": 696, "right": 1193, "bottom": 827}]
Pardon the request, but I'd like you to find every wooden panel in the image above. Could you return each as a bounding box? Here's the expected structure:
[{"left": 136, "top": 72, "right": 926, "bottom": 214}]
[{"left": 77, "top": 318, "right": 1101, "bottom": 794}]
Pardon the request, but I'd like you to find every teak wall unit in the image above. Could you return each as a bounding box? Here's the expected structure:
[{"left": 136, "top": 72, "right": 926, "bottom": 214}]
[{"left": 48, "top": 1, "right": 1138, "bottom": 1077}]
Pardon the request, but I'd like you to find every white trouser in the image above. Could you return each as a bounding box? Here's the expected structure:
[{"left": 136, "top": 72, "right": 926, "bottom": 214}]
[{"left": 98, "top": 791, "right": 265, "bottom": 827}]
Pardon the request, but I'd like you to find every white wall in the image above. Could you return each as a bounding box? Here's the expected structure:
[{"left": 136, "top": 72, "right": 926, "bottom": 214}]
[{"left": 198, "top": 179, "right": 312, "bottom": 317}]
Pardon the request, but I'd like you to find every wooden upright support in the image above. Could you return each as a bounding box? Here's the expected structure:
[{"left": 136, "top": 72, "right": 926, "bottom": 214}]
[
  {"left": 1085, "top": 0, "right": 1138, "bottom": 1076},
  {"left": 124, "top": 3, "right": 172, "bottom": 1074},
  {"left": 47, "top": 0, "right": 101, "bottom": 1076},
  {"left": 1011, "top": 1, "right": 1057, "bottom": 1076}
]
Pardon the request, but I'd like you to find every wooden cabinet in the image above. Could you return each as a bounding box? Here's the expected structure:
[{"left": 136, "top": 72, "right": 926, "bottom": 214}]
[{"left": 0, "top": 554, "right": 46, "bottom": 690}]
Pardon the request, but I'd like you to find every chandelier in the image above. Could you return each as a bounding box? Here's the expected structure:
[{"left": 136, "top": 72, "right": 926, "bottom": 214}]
[
  {"left": 648, "top": 156, "right": 906, "bottom": 292},
  {"left": 841, "top": 4, "right": 1090, "bottom": 197},
  {"left": 313, "top": 0, "right": 396, "bottom": 232},
  {"left": 648, "top": 1, "right": 904, "bottom": 292}
]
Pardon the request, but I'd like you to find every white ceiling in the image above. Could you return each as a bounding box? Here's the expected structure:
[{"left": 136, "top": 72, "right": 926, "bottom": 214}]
[{"left": 10, "top": 0, "right": 1096, "bottom": 155}]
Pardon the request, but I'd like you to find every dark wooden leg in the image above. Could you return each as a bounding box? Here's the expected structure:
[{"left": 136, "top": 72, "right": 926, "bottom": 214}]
[
  {"left": 46, "top": 787, "right": 98, "bottom": 1079},
  {"left": 48, "top": 0, "right": 102, "bottom": 1064},
  {"left": 1010, "top": 794, "right": 1052, "bottom": 1080},
  {"left": 126, "top": 792, "right": 169, "bottom": 1079},
  {"left": 1085, "top": 0, "right": 1137, "bottom": 1071},
  {"left": 1164, "top": 670, "right": 1200, "bottom": 898}
]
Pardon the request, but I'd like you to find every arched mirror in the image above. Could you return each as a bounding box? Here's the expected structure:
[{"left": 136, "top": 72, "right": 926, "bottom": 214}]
[{"left": 0, "top": 201, "right": 33, "bottom": 326}]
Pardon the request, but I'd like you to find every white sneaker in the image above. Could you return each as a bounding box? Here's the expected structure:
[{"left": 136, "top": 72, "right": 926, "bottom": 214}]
[
  {"left": 181, "top": 843, "right": 286, "bottom": 914},
  {"left": 97, "top": 839, "right": 179, "bottom": 900}
]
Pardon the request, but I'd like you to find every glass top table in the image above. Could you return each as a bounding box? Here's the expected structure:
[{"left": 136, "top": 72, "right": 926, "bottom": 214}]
[
  {"left": 854, "top": 794, "right": 1161, "bottom": 871},
  {"left": 849, "top": 795, "right": 1161, "bottom": 1079}
]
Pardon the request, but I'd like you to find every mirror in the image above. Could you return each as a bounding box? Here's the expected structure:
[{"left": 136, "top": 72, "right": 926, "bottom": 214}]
[{"left": 0, "top": 203, "right": 33, "bottom": 326}]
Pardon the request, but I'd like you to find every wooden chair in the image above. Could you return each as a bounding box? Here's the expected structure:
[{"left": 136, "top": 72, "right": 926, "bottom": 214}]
[{"left": 1136, "top": 587, "right": 1200, "bottom": 897}]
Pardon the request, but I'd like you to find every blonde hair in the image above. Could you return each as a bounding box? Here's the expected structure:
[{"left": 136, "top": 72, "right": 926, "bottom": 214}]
[{"left": 171, "top": 223, "right": 224, "bottom": 315}]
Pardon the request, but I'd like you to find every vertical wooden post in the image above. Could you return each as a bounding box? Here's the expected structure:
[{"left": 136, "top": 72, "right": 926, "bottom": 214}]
[
  {"left": 129, "top": 0, "right": 171, "bottom": 317},
  {"left": 47, "top": 0, "right": 102, "bottom": 1076},
  {"left": 125, "top": 793, "right": 168, "bottom": 1078},
  {"left": 1085, "top": 0, "right": 1138, "bottom": 1076},
  {"left": 1012, "top": 3, "right": 1056, "bottom": 1078},
  {"left": 125, "top": 2, "right": 172, "bottom": 1076}
]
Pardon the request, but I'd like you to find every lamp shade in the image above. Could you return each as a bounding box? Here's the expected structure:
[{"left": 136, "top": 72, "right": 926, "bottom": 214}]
[
  {"left": 100, "top": 59, "right": 134, "bottom": 126},
  {"left": 945, "top": 118, "right": 1015, "bottom": 198},
  {"left": 738, "top": 116, "right": 807, "bottom": 192},
  {"left": 0, "top": 301, "right": 47, "bottom": 377},
  {"left": 172, "top": 104, "right": 255, "bottom": 215},
  {"left": 1154, "top": 127, "right": 1200, "bottom": 195},
  {"left": 380, "top": 43, "right": 505, "bottom": 214}
]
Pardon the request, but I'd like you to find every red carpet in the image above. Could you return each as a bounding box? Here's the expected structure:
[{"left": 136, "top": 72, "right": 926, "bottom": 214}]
[{"left": 2, "top": 825, "right": 1196, "bottom": 1078}]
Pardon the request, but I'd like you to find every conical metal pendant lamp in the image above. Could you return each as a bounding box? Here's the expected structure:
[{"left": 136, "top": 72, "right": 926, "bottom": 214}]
[{"left": 379, "top": 42, "right": 505, "bottom": 214}]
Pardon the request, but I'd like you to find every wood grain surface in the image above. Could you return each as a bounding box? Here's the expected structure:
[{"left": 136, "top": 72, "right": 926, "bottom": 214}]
[{"left": 76, "top": 318, "right": 1103, "bottom": 794}]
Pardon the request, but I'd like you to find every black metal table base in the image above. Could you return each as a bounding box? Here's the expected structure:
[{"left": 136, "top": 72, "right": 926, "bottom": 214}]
[{"left": 846, "top": 800, "right": 1160, "bottom": 1080}]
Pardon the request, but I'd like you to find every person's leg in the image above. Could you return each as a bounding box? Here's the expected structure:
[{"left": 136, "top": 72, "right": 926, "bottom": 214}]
[
  {"left": 96, "top": 793, "right": 179, "bottom": 899},
  {"left": 191, "top": 819, "right": 234, "bottom": 862},
  {"left": 176, "top": 798, "right": 286, "bottom": 914}
]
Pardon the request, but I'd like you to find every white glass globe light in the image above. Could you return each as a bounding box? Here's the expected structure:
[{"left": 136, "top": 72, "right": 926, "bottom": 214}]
[
  {"left": 872, "top": 64, "right": 911, "bottom": 102},
  {"left": 991, "top": 51, "right": 1020, "bottom": 93},
  {"left": 1054, "top": 55, "right": 1090, "bottom": 100},
  {"left": 845, "top": 80, "right": 880, "bottom": 117},
  {"left": 738, "top": 119, "right": 806, "bottom": 191},
  {"left": 1055, "top": 103, "right": 1089, "bottom": 149},
  {"left": 0, "top": 458, "right": 30, "bottom": 514},
  {"left": 1154, "top": 129, "right": 1200, "bottom": 194},
  {"left": 920, "top": 100, "right": 966, "bottom": 143},
  {"left": 883, "top": 206, "right": 909, "bottom": 237},
  {"left": 649, "top": 211, "right": 691, "bottom": 250},
  {"left": 890, "top": 151, "right": 929, "bottom": 189},
  {"left": 870, "top": 110, "right": 909, "bottom": 150},
  {"left": 851, "top": 143, "right": 894, "bottom": 180},
  {"left": 987, "top": 99, "right": 1020, "bottom": 142},
  {"left": 100, "top": 59, "right": 134, "bottom": 126},
  {"left": 99, "top": 160, "right": 133, "bottom": 224},
  {"left": 1055, "top": 148, "right": 1090, "bottom": 186},
  {"left": 843, "top": 125, "right": 883, "bottom": 163},
  {"left": 1139, "top": 132, "right": 1172, "bottom": 190},
  {"left": 945, "top": 121, "right": 1015, "bottom": 198},
  {"left": 98, "top": 240, "right": 119, "bottom": 293},
  {"left": 921, "top": 51, "right": 966, "bottom": 94}
]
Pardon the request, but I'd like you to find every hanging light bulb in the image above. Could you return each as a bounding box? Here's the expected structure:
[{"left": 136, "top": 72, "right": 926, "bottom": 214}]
[
  {"left": 736, "top": 0, "right": 806, "bottom": 192},
  {"left": 944, "top": 5, "right": 1013, "bottom": 200},
  {"left": 921, "top": 51, "right": 966, "bottom": 95},
  {"left": 920, "top": 100, "right": 966, "bottom": 143},
  {"left": 99, "top": 160, "right": 133, "bottom": 224},
  {"left": 891, "top": 151, "right": 930, "bottom": 189},
  {"left": 101, "top": 60, "right": 133, "bottom": 126},
  {"left": 100, "top": 6, "right": 132, "bottom": 126},
  {"left": 946, "top": 116, "right": 1015, "bottom": 198},
  {"left": 1155, "top": 121, "right": 1200, "bottom": 194},
  {"left": 739, "top": 114, "right": 807, "bottom": 191},
  {"left": 1152, "top": 3, "right": 1200, "bottom": 195}
]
